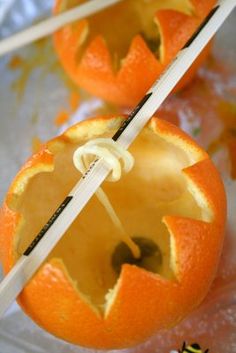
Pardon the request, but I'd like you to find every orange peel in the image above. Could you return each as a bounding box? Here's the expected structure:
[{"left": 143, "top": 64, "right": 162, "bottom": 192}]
[
  {"left": 53, "top": 0, "right": 216, "bottom": 106},
  {"left": 0, "top": 115, "right": 226, "bottom": 348}
]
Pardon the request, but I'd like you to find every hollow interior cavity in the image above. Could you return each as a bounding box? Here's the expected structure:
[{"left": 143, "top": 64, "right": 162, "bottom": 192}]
[
  {"left": 15, "top": 126, "right": 202, "bottom": 312},
  {"left": 61, "top": 0, "right": 193, "bottom": 67}
]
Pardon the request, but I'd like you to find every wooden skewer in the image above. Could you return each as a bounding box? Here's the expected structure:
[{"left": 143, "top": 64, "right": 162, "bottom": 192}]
[
  {"left": 0, "top": 0, "right": 235, "bottom": 318},
  {"left": 0, "top": 0, "right": 122, "bottom": 57}
]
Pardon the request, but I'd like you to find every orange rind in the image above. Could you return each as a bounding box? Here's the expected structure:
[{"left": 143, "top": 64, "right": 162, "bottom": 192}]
[
  {"left": 53, "top": 0, "right": 216, "bottom": 106},
  {"left": 0, "top": 115, "right": 226, "bottom": 349}
]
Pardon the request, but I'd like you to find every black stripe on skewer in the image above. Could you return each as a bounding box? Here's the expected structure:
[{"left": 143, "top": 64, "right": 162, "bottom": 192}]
[
  {"left": 23, "top": 196, "right": 73, "bottom": 256},
  {"left": 112, "top": 92, "right": 152, "bottom": 141},
  {"left": 183, "top": 5, "right": 220, "bottom": 49}
]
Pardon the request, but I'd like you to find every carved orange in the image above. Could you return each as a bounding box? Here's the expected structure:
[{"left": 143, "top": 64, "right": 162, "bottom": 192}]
[
  {"left": 0, "top": 115, "right": 226, "bottom": 349},
  {"left": 53, "top": 0, "right": 216, "bottom": 106}
]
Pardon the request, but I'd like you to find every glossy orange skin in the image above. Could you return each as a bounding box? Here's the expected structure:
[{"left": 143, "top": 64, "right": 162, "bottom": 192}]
[
  {"left": 0, "top": 116, "right": 226, "bottom": 349},
  {"left": 54, "top": 0, "right": 216, "bottom": 106}
]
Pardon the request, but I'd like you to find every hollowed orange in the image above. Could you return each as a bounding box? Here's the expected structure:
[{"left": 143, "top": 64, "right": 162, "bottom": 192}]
[
  {"left": 53, "top": 0, "right": 216, "bottom": 106},
  {"left": 0, "top": 115, "right": 226, "bottom": 349}
]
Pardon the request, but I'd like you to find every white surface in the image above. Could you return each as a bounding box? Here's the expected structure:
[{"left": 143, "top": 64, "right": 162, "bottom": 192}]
[{"left": 0, "top": 2, "right": 236, "bottom": 353}]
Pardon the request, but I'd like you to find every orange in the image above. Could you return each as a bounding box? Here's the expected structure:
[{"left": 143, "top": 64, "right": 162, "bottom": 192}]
[
  {"left": 53, "top": 0, "right": 216, "bottom": 106},
  {"left": 0, "top": 115, "right": 226, "bottom": 349}
]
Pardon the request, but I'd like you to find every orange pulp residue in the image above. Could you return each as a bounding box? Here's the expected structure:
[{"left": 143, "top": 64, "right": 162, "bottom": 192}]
[
  {"left": 69, "top": 91, "right": 80, "bottom": 111},
  {"left": 8, "top": 55, "right": 24, "bottom": 70},
  {"left": 54, "top": 111, "right": 70, "bottom": 126},
  {"left": 31, "top": 136, "right": 44, "bottom": 153}
]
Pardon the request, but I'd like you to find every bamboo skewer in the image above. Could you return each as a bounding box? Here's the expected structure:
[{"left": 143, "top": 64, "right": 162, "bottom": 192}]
[{"left": 0, "top": 0, "right": 122, "bottom": 57}]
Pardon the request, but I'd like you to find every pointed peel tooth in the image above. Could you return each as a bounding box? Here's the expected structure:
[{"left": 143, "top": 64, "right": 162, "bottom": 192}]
[
  {"left": 18, "top": 258, "right": 103, "bottom": 332},
  {"left": 164, "top": 215, "right": 224, "bottom": 303},
  {"left": 105, "top": 264, "right": 179, "bottom": 335},
  {"left": 17, "top": 260, "right": 177, "bottom": 347},
  {"left": 79, "top": 35, "right": 115, "bottom": 78},
  {"left": 0, "top": 203, "right": 22, "bottom": 271},
  {"left": 150, "top": 118, "right": 208, "bottom": 165},
  {"left": 6, "top": 149, "right": 54, "bottom": 209},
  {"left": 154, "top": 9, "right": 196, "bottom": 64},
  {"left": 54, "top": 19, "right": 89, "bottom": 74},
  {"left": 183, "top": 159, "right": 227, "bottom": 223},
  {"left": 154, "top": 0, "right": 216, "bottom": 64},
  {"left": 78, "top": 35, "right": 124, "bottom": 103},
  {"left": 117, "top": 35, "right": 163, "bottom": 98}
]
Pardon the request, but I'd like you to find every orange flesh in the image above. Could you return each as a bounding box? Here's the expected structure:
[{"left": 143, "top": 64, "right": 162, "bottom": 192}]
[
  {"left": 14, "top": 125, "right": 204, "bottom": 312},
  {"left": 59, "top": 0, "right": 193, "bottom": 67}
]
